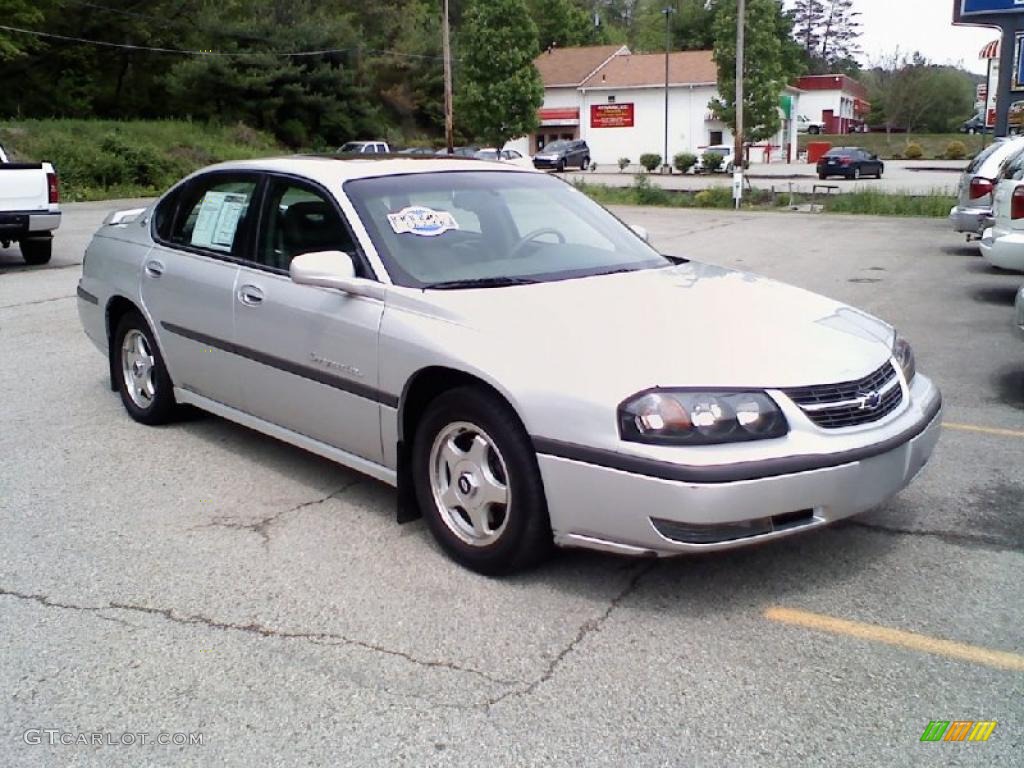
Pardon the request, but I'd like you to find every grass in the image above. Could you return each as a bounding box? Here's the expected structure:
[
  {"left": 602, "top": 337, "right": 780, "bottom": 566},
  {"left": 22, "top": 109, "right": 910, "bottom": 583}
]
[
  {"left": 797, "top": 132, "right": 986, "bottom": 161},
  {"left": 575, "top": 177, "right": 955, "bottom": 218},
  {"left": 0, "top": 119, "right": 282, "bottom": 201}
]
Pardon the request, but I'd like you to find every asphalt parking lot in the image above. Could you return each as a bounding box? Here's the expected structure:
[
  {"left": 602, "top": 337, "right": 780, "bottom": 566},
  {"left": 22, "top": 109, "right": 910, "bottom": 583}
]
[{"left": 1, "top": 202, "right": 1022, "bottom": 767}]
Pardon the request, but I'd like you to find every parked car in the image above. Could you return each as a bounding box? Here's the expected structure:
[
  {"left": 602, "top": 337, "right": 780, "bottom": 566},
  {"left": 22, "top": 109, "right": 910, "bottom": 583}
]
[
  {"left": 816, "top": 147, "right": 884, "bottom": 180},
  {"left": 0, "top": 143, "right": 61, "bottom": 265},
  {"left": 1016, "top": 284, "right": 1024, "bottom": 340},
  {"left": 979, "top": 143, "right": 1024, "bottom": 272},
  {"left": 77, "top": 156, "right": 941, "bottom": 574},
  {"left": 474, "top": 148, "right": 533, "bottom": 169},
  {"left": 337, "top": 141, "right": 390, "bottom": 154},
  {"left": 435, "top": 146, "right": 479, "bottom": 158},
  {"left": 949, "top": 137, "right": 1024, "bottom": 238},
  {"left": 398, "top": 147, "right": 436, "bottom": 156},
  {"left": 796, "top": 115, "right": 825, "bottom": 135},
  {"left": 533, "top": 140, "right": 590, "bottom": 172},
  {"left": 694, "top": 144, "right": 736, "bottom": 174},
  {"left": 960, "top": 114, "right": 992, "bottom": 135}
]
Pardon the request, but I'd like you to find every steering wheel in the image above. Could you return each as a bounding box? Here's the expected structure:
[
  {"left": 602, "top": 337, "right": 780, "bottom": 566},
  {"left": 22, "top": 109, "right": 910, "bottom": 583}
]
[{"left": 509, "top": 228, "right": 566, "bottom": 259}]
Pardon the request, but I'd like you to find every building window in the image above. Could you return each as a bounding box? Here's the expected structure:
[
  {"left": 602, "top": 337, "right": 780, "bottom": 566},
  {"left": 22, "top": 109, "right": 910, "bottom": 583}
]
[
  {"left": 608, "top": 95, "right": 616, "bottom": 103},
  {"left": 710, "top": 130, "right": 723, "bottom": 146}
]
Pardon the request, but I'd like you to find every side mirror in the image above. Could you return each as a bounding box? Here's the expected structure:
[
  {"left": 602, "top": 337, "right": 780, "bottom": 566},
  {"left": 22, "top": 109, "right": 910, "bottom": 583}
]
[
  {"left": 290, "top": 251, "right": 385, "bottom": 300},
  {"left": 629, "top": 224, "right": 650, "bottom": 243}
]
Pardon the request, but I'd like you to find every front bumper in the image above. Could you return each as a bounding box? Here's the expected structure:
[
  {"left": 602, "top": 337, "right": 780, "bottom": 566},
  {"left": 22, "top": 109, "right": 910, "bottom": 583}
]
[
  {"left": 979, "top": 227, "right": 1024, "bottom": 271},
  {"left": 538, "top": 376, "right": 942, "bottom": 557},
  {"left": 1015, "top": 285, "right": 1024, "bottom": 340},
  {"left": 949, "top": 204, "right": 991, "bottom": 235}
]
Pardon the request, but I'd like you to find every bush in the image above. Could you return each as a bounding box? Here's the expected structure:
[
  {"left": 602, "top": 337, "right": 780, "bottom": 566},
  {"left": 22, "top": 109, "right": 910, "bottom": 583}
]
[
  {"left": 944, "top": 140, "right": 967, "bottom": 160},
  {"left": 673, "top": 152, "right": 698, "bottom": 174},
  {"left": 277, "top": 119, "right": 309, "bottom": 148},
  {"left": 618, "top": 157, "right": 630, "bottom": 172},
  {"left": 904, "top": 143, "right": 924, "bottom": 160},
  {"left": 639, "top": 153, "right": 662, "bottom": 172},
  {"left": 701, "top": 151, "right": 725, "bottom": 173},
  {"left": 631, "top": 174, "right": 670, "bottom": 205},
  {"left": 694, "top": 187, "right": 734, "bottom": 208}
]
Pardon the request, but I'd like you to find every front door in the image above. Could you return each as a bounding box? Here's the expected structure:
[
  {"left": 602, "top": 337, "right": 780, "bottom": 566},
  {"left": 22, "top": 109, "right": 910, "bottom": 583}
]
[
  {"left": 231, "top": 176, "right": 386, "bottom": 464},
  {"left": 143, "top": 172, "right": 260, "bottom": 408}
]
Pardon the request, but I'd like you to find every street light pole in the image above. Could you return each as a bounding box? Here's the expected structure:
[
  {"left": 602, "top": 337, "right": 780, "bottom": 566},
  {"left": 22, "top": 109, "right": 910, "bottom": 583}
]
[
  {"left": 662, "top": 6, "right": 675, "bottom": 173},
  {"left": 734, "top": 0, "right": 745, "bottom": 209}
]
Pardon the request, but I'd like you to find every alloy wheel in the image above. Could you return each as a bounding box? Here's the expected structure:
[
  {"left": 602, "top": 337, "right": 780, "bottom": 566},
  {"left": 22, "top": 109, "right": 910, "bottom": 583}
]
[{"left": 121, "top": 328, "right": 157, "bottom": 409}]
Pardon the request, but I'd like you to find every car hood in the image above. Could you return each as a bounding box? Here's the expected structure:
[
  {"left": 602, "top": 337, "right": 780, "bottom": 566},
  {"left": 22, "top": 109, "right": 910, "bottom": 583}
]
[{"left": 390, "top": 262, "right": 894, "bottom": 395}]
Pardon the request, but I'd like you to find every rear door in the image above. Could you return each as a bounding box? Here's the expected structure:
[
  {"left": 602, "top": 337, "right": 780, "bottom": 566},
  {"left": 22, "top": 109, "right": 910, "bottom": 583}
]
[
  {"left": 143, "top": 171, "right": 261, "bottom": 407},
  {"left": 231, "top": 174, "right": 386, "bottom": 463}
]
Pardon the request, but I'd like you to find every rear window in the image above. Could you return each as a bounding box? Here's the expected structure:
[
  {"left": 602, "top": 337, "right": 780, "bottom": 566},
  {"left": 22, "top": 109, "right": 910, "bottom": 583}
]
[
  {"left": 967, "top": 141, "right": 1008, "bottom": 175},
  {"left": 825, "top": 149, "right": 852, "bottom": 158}
]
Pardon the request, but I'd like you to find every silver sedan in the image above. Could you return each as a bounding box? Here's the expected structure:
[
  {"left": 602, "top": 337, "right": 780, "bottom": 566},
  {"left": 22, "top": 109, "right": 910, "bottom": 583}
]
[{"left": 77, "top": 157, "right": 942, "bottom": 574}]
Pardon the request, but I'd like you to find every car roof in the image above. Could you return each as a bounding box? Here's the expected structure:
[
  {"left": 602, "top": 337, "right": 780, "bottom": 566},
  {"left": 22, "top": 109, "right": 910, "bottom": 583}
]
[{"left": 190, "top": 155, "right": 533, "bottom": 186}]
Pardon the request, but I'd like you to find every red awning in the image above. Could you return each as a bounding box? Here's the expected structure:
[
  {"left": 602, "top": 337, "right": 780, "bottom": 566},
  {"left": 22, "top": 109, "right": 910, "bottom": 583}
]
[
  {"left": 538, "top": 107, "right": 580, "bottom": 121},
  {"left": 980, "top": 40, "right": 1000, "bottom": 60}
]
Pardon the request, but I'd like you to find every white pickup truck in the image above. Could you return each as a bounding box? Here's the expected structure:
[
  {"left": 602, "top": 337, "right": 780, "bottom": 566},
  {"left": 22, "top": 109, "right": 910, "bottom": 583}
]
[{"left": 0, "top": 143, "right": 61, "bottom": 265}]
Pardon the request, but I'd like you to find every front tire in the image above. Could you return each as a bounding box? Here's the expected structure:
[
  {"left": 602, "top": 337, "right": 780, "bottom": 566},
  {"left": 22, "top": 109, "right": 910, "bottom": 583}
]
[
  {"left": 20, "top": 236, "right": 52, "bottom": 265},
  {"left": 581, "top": 155, "right": 590, "bottom": 171},
  {"left": 113, "top": 311, "right": 177, "bottom": 425},
  {"left": 808, "top": 126, "right": 820, "bottom": 135},
  {"left": 556, "top": 159, "right": 565, "bottom": 173},
  {"left": 412, "top": 387, "right": 552, "bottom": 575}
]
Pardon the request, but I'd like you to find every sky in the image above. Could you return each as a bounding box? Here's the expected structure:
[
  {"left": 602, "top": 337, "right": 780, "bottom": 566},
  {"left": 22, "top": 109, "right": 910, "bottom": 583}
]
[{"left": 852, "top": 0, "right": 1000, "bottom": 73}]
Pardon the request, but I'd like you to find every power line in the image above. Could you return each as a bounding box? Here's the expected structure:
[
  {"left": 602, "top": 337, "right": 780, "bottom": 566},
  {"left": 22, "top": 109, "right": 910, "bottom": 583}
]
[{"left": 0, "top": 24, "right": 451, "bottom": 60}]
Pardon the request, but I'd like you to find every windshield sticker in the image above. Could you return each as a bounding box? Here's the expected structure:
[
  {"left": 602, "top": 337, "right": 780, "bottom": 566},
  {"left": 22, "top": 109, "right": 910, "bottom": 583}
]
[{"left": 387, "top": 206, "right": 459, "bottom": 237}]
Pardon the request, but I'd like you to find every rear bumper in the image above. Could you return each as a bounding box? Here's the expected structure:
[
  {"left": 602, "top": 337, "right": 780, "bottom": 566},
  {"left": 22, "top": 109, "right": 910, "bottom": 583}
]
[
  {"left": 0, "top": 210, "right": 61, "bottom": 238},
  {"left": 980, "top": 228, "right": 1024, "bottom": 271},
  {"left": 538, "top": 376, "right": 942, "bottom": 557},
  {"left": 949, "top": 204, "right": 990, "bottom": 235}
]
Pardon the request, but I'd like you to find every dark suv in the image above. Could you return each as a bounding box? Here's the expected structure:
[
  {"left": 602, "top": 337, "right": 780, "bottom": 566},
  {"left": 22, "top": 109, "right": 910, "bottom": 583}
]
[{"left": 533, "top": 140, "right": 590, "bottom": 172}]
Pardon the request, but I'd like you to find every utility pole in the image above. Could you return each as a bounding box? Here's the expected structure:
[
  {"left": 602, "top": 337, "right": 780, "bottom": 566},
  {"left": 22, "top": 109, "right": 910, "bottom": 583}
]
[
  {"left": 443, "top": 0, "right": 454, "bottom": 154},
  {"left": 734, "top": 0, "right": 745, "bottom": 209},
  {"left": 662, "top": 6, "right": 675, "bottom": 173}
]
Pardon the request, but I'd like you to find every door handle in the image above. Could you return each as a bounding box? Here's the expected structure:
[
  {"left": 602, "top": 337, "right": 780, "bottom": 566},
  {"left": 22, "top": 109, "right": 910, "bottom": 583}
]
[
  {"left": 144, "top": 259, "right": 164, "bottom": 278},
  {"left": 237, "top": 284, "right": 264, "bottom": 306}
]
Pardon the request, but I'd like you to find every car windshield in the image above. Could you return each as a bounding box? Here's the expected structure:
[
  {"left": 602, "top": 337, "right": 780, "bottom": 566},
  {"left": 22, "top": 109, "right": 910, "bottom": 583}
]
[
  {"left": 707, "top": 148, "right": 729, "bottom": 156},
  {"left": 475, "top": 150, "right": 499, "bottom": 160},
  {"left": 339, "top": 143, "right": 364, "bottom": 152},
  {"left": 543, "top": 141, "right": 570, "bottom": 153},
  {"left": 345, "top": 171, "right": 670, "bottom": 288}
]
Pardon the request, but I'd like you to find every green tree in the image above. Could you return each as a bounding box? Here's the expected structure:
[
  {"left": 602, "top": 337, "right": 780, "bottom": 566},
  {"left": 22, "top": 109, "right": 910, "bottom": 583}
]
[
  {"left": 633, "top": 0, "right": 717, "bottom": 53},
  {"left": 862, "top": 53, "right": 975, "bottom": 133},
  {"left": 711, "top": 0, "right": 799, "bottom": 143},
  {"left": 529, "top": 0, "right": 600, "bottom": 48},
  {"left": 0, "top": 0, "right": 48, "bottom": 60},
  {"left": 457, "top": 0, "right": 544, "bottom": 148}
]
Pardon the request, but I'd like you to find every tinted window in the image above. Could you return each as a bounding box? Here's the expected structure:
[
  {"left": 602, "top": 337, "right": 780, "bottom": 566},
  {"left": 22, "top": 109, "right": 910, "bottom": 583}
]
[
  {"left": 168, "top": 175, "right": 258, "bottom": 256},
  {"left": 153, "top": 184, "right": 184, "bottom": 241},
  {"left": 1002, "top": 148, "right": 1024, "bottom": 180},
  {"left": 257, "top": 179, "right": 355, "bottom": 271}
]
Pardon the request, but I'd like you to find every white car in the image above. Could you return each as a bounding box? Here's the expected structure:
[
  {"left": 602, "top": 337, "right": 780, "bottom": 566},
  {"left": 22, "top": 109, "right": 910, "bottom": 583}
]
[
  {"left": 474, "top": 148, "right": 533, "bottom": 169},
  {"left": 0, "top": 143, "right": 61, "bottom": 264},
  {"left": 949, "top": 137, "right": 1024, "bottom": 238},
  {"left": 76, "top": 156, "right": 941, "bottom": 574},
  {"left": 695, "top": 145, "right": 736, "bottom": 174},
  {"left": 980, "top": 143, "right": 1024, "bottom": 271},
  {"left": 338, "top": 141, "right": 390, "bottom": 154}
]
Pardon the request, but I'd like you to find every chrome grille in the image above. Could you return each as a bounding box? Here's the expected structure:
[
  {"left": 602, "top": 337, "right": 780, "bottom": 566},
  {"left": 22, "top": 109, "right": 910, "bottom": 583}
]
[{"left": 784, "top": 362, "right": 903, "bottom": 429}]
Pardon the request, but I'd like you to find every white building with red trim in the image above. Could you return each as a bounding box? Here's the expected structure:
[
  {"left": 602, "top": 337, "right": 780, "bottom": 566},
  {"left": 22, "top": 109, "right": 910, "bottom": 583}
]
[
  {"left": 513, "top": 45, "right": 802, "bottom": 167},
  {"left": 793, "top": 74, "right": 870, "bottom": 134}
]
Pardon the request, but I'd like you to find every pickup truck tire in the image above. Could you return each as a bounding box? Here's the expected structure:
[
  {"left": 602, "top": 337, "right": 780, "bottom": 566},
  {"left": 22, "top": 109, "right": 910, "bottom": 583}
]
[{"left": 20, "top": 236, "right": 52, "bottom": 265}]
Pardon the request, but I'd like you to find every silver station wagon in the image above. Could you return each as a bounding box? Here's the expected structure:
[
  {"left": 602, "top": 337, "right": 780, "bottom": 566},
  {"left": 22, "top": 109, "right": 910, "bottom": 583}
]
[{"left": 77, "top": 157, "right": 942, "bottom": 574}]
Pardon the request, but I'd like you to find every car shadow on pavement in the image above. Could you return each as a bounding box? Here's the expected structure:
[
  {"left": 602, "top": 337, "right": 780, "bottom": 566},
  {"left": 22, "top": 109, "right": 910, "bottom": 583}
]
[
  {"left": 940, "top": 244, "right": 980, "bottom": 258},
  {"left": 990, "top": 362, "right": 1024, "bottom": 410},
  {"left": 969, "top": 284, "right": 1022, "bottom": 306}
]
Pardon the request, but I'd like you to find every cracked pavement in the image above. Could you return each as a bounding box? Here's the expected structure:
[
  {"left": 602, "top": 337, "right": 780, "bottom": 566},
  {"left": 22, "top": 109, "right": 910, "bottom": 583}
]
[{"left": 1, "top": 203, "right": 1022, "bottom": 766}]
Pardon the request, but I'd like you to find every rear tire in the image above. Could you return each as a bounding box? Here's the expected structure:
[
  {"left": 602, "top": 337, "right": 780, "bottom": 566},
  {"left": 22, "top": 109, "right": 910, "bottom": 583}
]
[
  {"left": 818, "top": 173, "right": 827, "bottom": 180},
  {"left": 411, "top": 386, "right": 553, "bottom": 575},
  {"left": 20, "top": 236, "right": 52, "bottom": 265},
  {"left": 113, "top": 311, "right": 178, "bottom": 425},
  {"left": 809, "top": 126, "right": 820, "bottom": 135},
  {"left": 581, "top": 155, "right": 590, "bottom": 171},
  {"left": 556, "top": 159, "right": 565, "bottom": 173}
]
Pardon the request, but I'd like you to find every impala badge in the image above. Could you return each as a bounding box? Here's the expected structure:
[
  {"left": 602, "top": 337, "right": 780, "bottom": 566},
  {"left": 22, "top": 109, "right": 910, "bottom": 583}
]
[{"left": 310, "top": 352, "right": 362, "bottom": 378}]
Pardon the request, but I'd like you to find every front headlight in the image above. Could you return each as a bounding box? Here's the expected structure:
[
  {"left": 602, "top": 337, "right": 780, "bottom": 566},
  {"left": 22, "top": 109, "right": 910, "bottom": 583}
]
[
  {"left": 893, "top": 333, "right": 916, "bottom": 383},
  {"left": 618, "top": 390, "right": 789, "bottom": 445}
]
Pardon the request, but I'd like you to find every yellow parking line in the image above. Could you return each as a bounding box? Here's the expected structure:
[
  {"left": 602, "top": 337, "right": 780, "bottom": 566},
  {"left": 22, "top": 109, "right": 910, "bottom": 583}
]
[
  {"left": 765, "top": 607, "right": 1024, "bottom": 672},
  {"left": 943, "top": 422, "right": 1024, "bottom": 439}
]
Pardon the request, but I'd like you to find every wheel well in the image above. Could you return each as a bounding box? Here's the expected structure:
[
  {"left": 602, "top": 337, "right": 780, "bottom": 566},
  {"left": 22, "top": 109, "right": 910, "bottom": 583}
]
[
  {"left": 394, "top": 366, "right": 517, "bottom": 524},
  {"left": 104, "top": 296, "right": 141, "bottom": 391}
]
